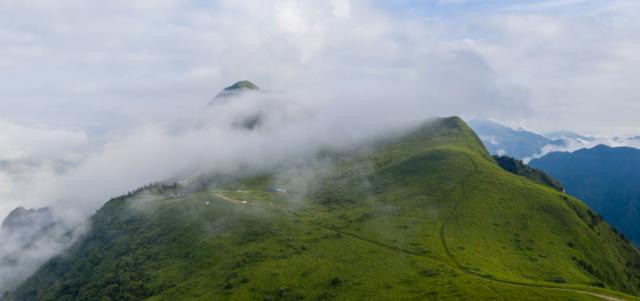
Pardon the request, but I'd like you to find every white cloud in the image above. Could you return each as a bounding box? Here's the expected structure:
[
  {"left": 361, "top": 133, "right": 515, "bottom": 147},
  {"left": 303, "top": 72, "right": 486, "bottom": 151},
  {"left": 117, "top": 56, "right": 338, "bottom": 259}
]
[
  {"left": 0, "top": 121, "right": 91, "bottom": 217},
  {"left": 331, "top": 0, "right": 352, "bottom": 18},
  {"left": 458, "top": 3, "right": 640, "bottom": 134},
  {"left": 0, "top": 121, "right": 88, "bottom": 162},
  {"left": 0, "top": 0, "right": 530, "bottom": 128}
]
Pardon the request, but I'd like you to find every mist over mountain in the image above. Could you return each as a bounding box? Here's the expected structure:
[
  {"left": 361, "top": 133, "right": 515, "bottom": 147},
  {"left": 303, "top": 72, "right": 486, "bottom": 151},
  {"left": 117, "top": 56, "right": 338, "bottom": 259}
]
[
  {"left": 0, "top": 80, "right": 431, "bottom": 294},
  {"left": 6, "top": 117, "right": 640, "bottom": 301},
  {"left": 0, "top": 207, "right": 84, "bottom": 294},
  {"left": 1, "top": 80, "right": 639, "bottom": 300}
]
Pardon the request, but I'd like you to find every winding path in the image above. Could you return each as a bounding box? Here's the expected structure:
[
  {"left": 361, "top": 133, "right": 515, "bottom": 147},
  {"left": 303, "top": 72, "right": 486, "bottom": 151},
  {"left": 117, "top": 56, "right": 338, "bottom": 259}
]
[
  {"left": 213, "top": 189, "right": 631, "bottom": 301},
  {"left": 435, "top": 154, "right": 629, "bottom": 301}
]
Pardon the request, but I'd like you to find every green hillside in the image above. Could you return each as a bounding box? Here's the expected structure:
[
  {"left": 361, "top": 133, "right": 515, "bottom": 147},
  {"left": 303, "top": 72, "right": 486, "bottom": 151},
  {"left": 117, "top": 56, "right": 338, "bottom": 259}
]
[{"left": 8, "top": 117, "right": 640, "bottom": 301}]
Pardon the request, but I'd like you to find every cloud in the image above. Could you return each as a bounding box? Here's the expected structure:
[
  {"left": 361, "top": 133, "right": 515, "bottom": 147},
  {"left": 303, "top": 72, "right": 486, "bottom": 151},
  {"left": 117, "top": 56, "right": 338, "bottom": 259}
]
[
  {"left": 0, "top": 0, "right": 531, "bottom": 129},
  {"left": 0, "top": 122, "right": 91, "bottom": 218},
  {"left": 0, "top": 88, "right": 422, "bottom": 216},
  {"left": 0, "top": 121, "right": 89, "bottom": 162},
  {"left": 1, "top": 0, "right": 636, "bottom": 135},
  {"left": 457, "top": 1, "right": 640, "bottom": 134}
]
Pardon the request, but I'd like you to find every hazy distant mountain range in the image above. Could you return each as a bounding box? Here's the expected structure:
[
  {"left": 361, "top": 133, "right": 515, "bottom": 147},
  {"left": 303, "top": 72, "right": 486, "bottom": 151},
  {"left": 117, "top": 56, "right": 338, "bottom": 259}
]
[
  {"left": 469, "top": 119, "right": 640, "bottom": 161},
  {"left": 468, "top": 119, "right": 568, "bottom": 159}
]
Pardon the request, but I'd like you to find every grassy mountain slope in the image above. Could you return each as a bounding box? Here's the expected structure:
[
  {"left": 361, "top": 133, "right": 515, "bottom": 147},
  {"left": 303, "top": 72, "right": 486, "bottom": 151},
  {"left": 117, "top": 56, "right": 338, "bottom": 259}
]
[
  {"left": 530, "top": 145, "right": 640, "bottom": 244},
  {"left": 8, "top": 117, "right": 640, "bottom": 301}
]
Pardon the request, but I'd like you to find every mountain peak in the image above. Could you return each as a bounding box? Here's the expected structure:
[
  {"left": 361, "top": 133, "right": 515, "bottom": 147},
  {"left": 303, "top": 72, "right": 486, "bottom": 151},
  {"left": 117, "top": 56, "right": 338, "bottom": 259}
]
[
  {"left": 1, "top": 206, "right": 54, "bottom": 230},
  {"left": 210, "top": 80, "right": 260, "bottom": 104},
  {"left": 385, "top": 116, "right": 492, "bottom": 161},
  {"left": 223, "top": 80, "right": 259, "bottom": 91}
]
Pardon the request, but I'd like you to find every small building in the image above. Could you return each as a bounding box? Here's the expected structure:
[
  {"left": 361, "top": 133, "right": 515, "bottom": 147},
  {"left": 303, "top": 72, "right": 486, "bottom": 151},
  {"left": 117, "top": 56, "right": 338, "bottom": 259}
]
[{"left": 266, "top": 187, "right": 288, "bottom": 194}]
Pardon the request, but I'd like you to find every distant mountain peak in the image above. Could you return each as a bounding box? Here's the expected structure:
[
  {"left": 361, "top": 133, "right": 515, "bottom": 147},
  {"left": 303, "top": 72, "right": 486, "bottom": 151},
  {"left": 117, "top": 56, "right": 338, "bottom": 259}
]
[
  {"left": 210, "top": 80, "right": 260, "bottom": 104},
  {"left": 1, "top": 206, "right": 54, "bottom": 230},
  {"left": 223, "top": 80, "right": 259, "bottom": 91}
]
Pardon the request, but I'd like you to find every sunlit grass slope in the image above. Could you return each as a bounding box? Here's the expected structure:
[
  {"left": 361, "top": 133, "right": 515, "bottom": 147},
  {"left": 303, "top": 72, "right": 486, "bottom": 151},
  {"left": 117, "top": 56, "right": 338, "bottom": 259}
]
[{"left": 9, "top": 117, "right": 640, "bottom": 301}]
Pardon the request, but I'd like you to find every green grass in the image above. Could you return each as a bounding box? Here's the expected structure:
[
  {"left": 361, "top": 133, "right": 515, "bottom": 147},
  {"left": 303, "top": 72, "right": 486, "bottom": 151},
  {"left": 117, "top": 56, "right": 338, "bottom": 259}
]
[{"left": 8, "top": 117, "right": 640, "bottom": 301}]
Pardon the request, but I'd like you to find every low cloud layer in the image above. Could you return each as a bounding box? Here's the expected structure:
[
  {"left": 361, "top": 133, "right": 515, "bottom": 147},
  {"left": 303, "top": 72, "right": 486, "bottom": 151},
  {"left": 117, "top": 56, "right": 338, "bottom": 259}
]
[
  {"left": 0, "top": 87, "right": 434, "bottom": 220},
  {"left": 0, "top": 86, "right": 433, "bottom": 292}
]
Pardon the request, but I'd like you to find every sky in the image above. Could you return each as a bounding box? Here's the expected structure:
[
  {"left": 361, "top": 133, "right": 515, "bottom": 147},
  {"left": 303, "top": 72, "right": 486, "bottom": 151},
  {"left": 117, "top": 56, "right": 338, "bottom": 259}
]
[
  {"left": 1, "top": 0, "right": 638, "bottom": 133},
  {"left": 0, "top": 0, "right": 640, "bottom": 214}
]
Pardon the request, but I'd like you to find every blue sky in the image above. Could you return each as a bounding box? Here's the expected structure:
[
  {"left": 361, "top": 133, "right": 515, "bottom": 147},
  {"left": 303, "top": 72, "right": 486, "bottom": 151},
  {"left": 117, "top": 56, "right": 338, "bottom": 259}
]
[
  {"left": 381, "top": 0, "right": 613, "bottom": 18},
  {"left": 381, "top": 0, "right": 514, "bottom": 15}
]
